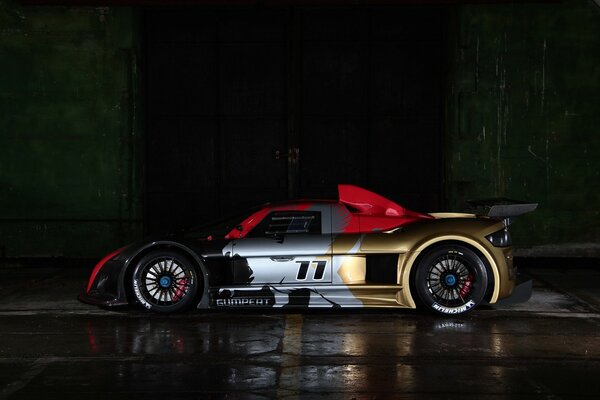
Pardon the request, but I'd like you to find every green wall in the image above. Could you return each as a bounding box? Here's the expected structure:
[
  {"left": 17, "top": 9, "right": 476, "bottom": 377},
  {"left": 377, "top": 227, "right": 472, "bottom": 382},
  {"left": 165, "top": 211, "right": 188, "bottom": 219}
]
[
  {"left": 447, "top": 0, "right": 600, "bottom": 256},
  {"left": 1, "top": 1, "right": 598, "bottom": 258},
  {"left": 0, "top": 1, "right": 142, "bottom": 257}
]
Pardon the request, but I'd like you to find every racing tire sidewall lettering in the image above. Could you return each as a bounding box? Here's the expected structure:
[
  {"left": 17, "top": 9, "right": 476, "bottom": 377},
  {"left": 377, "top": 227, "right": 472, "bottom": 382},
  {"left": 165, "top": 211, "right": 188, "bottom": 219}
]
[
  {"left": 413, "top": 245, "right": 488, "bottom": 316},
  {"left": 431, "top": 300, "right": 476, "bottom": 315},
  {"left": 132, "top": 279, "right": 152, "bottom": 310}
]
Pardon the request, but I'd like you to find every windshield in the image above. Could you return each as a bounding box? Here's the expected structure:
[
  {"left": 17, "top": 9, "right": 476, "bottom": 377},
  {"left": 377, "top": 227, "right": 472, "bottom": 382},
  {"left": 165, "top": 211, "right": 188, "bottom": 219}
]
[{"left": 182, "top": 206, "right": 263, "bottom": 239}]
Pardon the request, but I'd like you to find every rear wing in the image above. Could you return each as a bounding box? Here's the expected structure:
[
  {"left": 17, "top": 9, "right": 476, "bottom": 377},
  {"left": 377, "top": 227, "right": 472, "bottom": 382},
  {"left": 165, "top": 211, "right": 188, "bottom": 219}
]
[{"left": 466, "top": 198, "right": 538, "bottom": 223}]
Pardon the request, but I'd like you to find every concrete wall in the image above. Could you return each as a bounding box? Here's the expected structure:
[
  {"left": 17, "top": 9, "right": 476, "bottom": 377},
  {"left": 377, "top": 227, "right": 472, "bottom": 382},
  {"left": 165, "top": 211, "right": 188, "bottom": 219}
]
[
  {"left": 447, "top": 0, "right": 600, "bottom": 256},
  {"left": 0, "top": 1, "right": 142, "bottom": 257}
]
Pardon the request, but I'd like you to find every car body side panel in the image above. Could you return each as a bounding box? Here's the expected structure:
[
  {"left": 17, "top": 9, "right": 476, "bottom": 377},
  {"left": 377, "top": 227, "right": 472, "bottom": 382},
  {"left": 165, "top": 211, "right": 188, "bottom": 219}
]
[
  {"left": 80, "top": 194, "right": 518, "bottom": 312},
  {"left": 211, "top": 284, "right": 404, "bottom": 308},
  {"left": 231, "top": 235, "right": 333, "bottom": 284},
  {"left": 208, "top": 216, "right": 512, "bottom": 310},
  {"left": 331, "top": 234, "right": 365, "bottom": 284},
  {"left": 81, "top": 240, "right": 212, "bottom": 307},
  {"left": 340, "top": 217, "right": 512, "bottom": 307},
  {"left": 393, "top": 218, "right": 514, "bottom": 306}
]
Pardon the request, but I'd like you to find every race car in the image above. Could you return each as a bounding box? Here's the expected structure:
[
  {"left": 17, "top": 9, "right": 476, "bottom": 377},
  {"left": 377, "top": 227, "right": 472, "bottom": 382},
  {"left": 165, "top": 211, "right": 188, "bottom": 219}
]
[{"left": 79, "top": 185, "right": 536, "bottom": 315}]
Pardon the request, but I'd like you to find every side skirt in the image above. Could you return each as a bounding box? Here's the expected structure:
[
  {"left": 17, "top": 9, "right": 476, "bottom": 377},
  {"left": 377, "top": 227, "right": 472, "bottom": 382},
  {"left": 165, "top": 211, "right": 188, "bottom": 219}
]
[{"left": 205, "top": 284, "right": 409, "bottom": 309}]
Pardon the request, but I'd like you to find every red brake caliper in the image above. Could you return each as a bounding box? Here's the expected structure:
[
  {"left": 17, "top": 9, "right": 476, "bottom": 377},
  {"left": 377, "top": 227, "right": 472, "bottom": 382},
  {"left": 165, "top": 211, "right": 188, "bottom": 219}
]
[
  {"left": 460, "top": 274, "right": 474, "bottom": 298},
  {"left": 173, "top": 278, "right": 188, "bottom": 301}
]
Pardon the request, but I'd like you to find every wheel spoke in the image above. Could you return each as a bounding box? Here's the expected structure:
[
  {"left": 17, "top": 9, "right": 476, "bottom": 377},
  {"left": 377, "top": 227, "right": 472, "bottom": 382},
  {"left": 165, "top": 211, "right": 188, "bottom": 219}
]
[
  {"left": 151, "top": 265, "right": 161, "bottom": 276},
  {"left": 424, "top": 252, "right": 481, "bottom": 306},
  {"left": 169, "top": 259, "right": 178, "bottom": 274},
  {"left": 443, "top": 257, "right": 450, "bottom": 272},
  {"left": 135, "top": 255, "right": 199, "bottom": 311},
  {"left": 442, "top": 287, "right": 451, "bottom": 301}
]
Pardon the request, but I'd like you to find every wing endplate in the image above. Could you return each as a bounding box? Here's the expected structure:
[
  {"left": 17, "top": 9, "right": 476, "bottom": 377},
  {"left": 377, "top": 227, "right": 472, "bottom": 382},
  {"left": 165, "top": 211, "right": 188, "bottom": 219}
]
[
  {"left": 466, "top": 198, "right": 538, "bottom": 218},
  {"left": 488, "top": 203, "right": 538, "bottom": 218}
]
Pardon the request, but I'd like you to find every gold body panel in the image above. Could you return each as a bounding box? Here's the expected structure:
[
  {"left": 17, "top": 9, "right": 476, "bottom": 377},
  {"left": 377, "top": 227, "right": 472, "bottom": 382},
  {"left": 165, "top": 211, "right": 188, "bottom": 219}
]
[{"left": 333, "top": 216, "right": 515, "bottom": 308}]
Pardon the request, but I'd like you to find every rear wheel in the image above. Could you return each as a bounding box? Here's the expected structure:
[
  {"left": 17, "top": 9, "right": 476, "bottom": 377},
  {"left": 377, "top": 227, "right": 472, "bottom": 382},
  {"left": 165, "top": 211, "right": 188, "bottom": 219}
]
[
  {"left": 413, "top": 244, "right": 488, "bottom": 315},
  {"left": 132, "top": 250, "right": 199, "bottom": 313}
]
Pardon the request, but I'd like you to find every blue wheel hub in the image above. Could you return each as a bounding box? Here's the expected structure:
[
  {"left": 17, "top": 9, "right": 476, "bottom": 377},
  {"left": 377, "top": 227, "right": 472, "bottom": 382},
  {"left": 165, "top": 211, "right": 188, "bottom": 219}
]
[
  {"left": 159, "top": 276, "right": 172, "bottom": 288},
  {"left": 445, "top": 274, "right": 457, "bottom": 286}
]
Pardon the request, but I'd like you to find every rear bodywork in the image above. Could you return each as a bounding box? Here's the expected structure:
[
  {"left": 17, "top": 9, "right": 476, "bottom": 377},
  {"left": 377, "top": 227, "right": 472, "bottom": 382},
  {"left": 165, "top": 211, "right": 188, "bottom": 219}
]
[{"left": 80, "top": 185, "right": 532, "bottom": 311}]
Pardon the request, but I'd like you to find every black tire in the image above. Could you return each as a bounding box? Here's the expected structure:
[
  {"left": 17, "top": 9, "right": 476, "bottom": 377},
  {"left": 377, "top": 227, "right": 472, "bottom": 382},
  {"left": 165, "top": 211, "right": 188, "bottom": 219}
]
[
  {"left": 132, "top": 250, "right": 199, "bottom": 313},
  {"left": 413, "top": 244, "right": 488, "bottom": 315}
]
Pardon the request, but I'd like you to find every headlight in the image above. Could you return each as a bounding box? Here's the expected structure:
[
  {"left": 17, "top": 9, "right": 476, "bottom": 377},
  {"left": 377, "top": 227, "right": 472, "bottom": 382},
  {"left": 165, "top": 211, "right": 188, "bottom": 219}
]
[{"left": 486, "top": 227, "right": 512, "bottom": 247}]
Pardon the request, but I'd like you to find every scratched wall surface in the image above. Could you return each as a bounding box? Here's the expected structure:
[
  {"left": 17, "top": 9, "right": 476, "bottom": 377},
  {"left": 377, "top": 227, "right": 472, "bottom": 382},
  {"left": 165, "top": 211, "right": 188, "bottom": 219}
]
[
  {"left": 447, "top": 1, "right": 600, "bottom": 255},
  {"left": 0, "top": 1, "right": 142, "bottom": 257},
  {"left": 1, "top": 1, "right": 599, "bottom": 258}
]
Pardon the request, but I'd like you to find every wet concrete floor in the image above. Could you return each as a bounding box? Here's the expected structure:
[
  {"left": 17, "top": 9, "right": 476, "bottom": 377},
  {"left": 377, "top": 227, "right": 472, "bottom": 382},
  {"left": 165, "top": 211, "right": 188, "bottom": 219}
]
[{"left": 1, "top": 262, "right": 600, "bottom": 399}]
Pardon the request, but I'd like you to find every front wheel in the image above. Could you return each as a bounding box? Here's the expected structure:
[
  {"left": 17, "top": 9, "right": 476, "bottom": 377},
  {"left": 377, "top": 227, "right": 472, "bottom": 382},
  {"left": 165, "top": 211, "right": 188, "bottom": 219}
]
[
  {"left": 413, "top": 245, "right": 488, "bottom": 315},
  {"left": 132, "top": 250, "right": 199, "bottom": 313}
]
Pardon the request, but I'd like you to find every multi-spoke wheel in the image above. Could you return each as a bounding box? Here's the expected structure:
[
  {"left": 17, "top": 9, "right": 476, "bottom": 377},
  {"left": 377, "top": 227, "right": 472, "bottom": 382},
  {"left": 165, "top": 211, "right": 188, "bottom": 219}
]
[
  {"left": 413, "top": 244, "right": 488, "bottom": 315},
  {"left": 132, "top": 250, "right": 199, "bottom": 313}
]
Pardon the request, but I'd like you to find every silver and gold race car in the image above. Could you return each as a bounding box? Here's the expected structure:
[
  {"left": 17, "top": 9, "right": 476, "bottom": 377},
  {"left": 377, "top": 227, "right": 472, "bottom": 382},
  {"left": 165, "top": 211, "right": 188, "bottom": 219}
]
[{"left": 79, "top": 185, "right": 536, "bottom": 315}]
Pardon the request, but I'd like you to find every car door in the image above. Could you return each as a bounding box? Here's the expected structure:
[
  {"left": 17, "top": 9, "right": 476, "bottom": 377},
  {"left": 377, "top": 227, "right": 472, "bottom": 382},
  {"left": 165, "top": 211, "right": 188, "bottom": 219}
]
[{"left": 230, "top": 206, "right": 332, "bottom": 284}]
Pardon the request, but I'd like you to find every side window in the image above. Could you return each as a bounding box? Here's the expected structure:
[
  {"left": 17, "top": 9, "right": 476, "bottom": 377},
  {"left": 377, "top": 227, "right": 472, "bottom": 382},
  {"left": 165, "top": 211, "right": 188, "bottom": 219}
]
[{"left": 249, "top": 211, "right": 322, "bottom": 237}]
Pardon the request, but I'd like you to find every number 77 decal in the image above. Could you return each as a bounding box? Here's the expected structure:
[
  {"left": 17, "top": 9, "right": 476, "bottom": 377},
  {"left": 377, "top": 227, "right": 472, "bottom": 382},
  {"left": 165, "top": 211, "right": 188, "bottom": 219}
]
[{"left": 296, "top": 261, "right": 326, "bottom": 280}]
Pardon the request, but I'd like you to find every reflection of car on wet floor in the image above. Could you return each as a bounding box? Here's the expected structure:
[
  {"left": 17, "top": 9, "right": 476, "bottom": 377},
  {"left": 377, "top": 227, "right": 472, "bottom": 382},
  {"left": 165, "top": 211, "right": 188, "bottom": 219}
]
[{"left": 79, "top": 184, "right": 536, "bottom": 315}]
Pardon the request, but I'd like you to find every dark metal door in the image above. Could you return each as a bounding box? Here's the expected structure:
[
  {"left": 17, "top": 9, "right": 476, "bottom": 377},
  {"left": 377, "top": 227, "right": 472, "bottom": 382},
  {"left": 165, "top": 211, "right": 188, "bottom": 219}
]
[
  {"left": 144, "top": 6, "right": 445, "bottom": 234},
  {"left": 145, "top": 9, "right": 290, "bottom": 234},
  {"left": 295, "top": 7, "right": 445, "bottom": 212}
]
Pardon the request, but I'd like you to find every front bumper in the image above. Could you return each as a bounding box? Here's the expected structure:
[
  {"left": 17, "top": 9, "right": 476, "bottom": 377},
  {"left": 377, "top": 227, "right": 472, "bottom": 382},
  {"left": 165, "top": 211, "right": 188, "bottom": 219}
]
[
  {"left": 79, "top": 256, "right": 130, "bottom": 308},
  {"left": 78, "top": 292, "right": 129, "bottom": 307}
]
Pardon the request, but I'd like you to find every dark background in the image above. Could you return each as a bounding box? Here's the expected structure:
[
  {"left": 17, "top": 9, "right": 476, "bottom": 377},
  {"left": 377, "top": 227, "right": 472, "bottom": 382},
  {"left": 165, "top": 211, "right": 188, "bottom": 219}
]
[
  {"left": 145, "top": 7, "right": 444, "bottom": 234},
  {"left": 0, "top": 0, "right": 599, "bottom": 258}
]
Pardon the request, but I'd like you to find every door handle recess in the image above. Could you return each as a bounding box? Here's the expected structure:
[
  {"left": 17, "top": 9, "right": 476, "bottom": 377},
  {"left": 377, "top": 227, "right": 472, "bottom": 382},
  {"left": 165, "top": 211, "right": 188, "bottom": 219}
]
[{"left": 270, "top": 256, "right": 294, "bottom": 262}]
